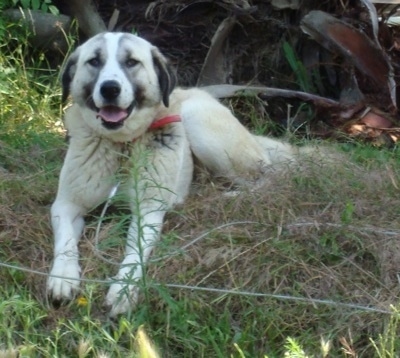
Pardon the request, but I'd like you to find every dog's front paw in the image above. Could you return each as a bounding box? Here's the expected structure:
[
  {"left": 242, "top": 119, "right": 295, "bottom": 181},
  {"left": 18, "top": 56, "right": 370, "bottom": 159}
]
[
  {"left": 47, "top": 257, "right": 81, "bottom": 301},
  {"left": 105, "top": 282, "right": 139, "bottom": 317}
]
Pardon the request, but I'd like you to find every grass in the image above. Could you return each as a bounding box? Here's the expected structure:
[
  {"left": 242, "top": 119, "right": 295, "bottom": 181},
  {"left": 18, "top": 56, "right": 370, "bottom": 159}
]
[{"left": 2, "top": 28, "right": 400, "bottom": 357}]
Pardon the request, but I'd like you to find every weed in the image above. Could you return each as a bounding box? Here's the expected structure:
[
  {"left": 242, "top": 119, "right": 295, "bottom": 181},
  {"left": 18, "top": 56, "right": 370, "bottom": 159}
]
[
  {"left": 282, "top": 41, "right": 317, "bottom": 134},
  {"left": 370, "top": 305, "right": 400, "bottom": 357},
  {"left": 282, "top": 41, "right": 314, "bottom": 94}
]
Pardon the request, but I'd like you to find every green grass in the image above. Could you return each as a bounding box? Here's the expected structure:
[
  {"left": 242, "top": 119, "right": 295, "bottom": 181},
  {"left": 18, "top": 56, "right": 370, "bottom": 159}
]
[{"left": 2, "top": 27, "right": 400, "bottom": 358}]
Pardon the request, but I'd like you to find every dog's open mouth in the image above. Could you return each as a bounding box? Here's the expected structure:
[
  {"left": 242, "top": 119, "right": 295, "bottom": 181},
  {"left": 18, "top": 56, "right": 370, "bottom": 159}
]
[
  {"left": 96, "top": 103, "right": 135, "bottom": 129},
  {"left": 98, "top": 106, "right": 128, "bottom": 123}
]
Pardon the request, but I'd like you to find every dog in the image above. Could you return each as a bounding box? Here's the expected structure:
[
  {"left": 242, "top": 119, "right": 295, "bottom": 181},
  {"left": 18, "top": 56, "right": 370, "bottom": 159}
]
[{"left": 47, "top": 32, "right": 314, "bottom": 316}]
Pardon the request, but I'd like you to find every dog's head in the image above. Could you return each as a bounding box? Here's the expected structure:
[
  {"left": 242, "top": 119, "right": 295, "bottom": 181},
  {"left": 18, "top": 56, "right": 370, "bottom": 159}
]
[{"left": 61, "top": 32, "right": 176, "bottom": 131}]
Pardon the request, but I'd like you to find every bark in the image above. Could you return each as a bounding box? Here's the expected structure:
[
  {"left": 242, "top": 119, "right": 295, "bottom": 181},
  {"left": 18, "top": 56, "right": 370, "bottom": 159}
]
[{"left": 68, "top": 0, "right": 106, "bottom": 38}]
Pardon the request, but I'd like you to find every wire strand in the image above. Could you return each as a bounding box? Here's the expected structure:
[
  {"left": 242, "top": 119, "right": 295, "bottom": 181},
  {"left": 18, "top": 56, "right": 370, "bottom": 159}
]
[{"left": 0, "top": 260, "right": 392, "bottom": 314}]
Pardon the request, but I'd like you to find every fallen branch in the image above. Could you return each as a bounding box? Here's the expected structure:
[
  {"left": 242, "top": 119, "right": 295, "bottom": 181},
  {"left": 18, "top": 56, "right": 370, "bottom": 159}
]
[
  {"left": 4, "top": 9, "right": 71, "bottom": 53},
  {"left": 202, "top": 84, "right": 340, "bottom": 108}
]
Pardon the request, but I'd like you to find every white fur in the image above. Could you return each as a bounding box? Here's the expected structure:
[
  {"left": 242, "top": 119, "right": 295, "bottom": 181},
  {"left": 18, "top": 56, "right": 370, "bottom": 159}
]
[{"left": 47, "top": 32, "right": 304, "bottom": 316}]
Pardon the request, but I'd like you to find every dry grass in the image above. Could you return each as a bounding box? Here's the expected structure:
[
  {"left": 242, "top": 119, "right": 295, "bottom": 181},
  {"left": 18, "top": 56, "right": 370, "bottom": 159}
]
[
  {"left": 2, "top": 137, "right": 400, "bottom": 355},
  {"left": 154, "top": 157, "right": 400, "bottom": 308}
]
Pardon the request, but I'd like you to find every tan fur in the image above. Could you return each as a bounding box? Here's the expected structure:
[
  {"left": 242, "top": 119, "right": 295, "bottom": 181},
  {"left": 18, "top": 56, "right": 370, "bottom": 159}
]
[{"left": 47, "top": 32, "right": 315, "bottom": 316}]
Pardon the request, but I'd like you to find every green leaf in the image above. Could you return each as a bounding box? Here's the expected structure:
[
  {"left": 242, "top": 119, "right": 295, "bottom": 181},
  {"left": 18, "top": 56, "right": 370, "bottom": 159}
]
[
  {"left": 48, "top": 4, "right": 59, "bottom": 15},
  {"left": 31, "top": 0, "right": 40, "bottom": 10},
  {"left": 283, "top": 41, "right": 297, "bottom": 74},
  {"left": 283, "top": 41, "right": 314, "bottom": 93},
  {"left": 20, "top": 0, "right": 31, "bottom": 9}
]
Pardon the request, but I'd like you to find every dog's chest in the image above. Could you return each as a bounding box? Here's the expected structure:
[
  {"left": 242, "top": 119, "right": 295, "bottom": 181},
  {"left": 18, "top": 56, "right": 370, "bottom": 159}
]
[
  {"left": 61, "top": 138, "right": 122, "bottom": 209},
  {"left": 62, "top": 123, "right": 189, "bottom": 210}
]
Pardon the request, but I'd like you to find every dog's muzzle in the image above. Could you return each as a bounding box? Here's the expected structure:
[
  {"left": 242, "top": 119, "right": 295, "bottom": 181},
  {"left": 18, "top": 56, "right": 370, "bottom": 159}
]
[{"left": 94, "top": 80, "right": 135, "bottom": 130}]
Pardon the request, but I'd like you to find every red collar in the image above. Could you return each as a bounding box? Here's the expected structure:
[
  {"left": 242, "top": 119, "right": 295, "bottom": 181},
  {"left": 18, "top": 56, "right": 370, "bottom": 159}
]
[
  {"left": 126, "top": 114, "right": 181, "bottom": 143},
  {"left": 149, "top": 115, "right": 181, "bottom": 130}
]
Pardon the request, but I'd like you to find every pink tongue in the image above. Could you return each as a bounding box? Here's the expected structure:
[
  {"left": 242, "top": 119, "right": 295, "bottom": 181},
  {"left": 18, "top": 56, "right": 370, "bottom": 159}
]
[{"left": 97, "top": 106, "right": 128, "bottom": 123}]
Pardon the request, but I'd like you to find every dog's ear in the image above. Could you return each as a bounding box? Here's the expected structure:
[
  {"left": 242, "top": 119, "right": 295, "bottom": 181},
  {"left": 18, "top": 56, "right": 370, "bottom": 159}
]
[
  {"left": 61, "top": 49, "right": 80, "bottom": 103},
  {"left": 151, "top": 48, "right": 176, "bottom": 107}
]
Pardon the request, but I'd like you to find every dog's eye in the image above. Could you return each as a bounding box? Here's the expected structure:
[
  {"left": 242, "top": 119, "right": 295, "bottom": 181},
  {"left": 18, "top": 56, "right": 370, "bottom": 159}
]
[
  {"left": 88, "top": 58, "right": 101, "bottom": 67},
  {"left": 126, "top": 58, "right": 139, "bottom": 68}
]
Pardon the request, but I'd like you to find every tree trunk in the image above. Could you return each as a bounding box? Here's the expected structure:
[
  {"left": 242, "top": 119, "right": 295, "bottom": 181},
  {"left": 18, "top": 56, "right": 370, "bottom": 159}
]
[{"left": 68, "top": 0, "right": 106, "bottom": 38}]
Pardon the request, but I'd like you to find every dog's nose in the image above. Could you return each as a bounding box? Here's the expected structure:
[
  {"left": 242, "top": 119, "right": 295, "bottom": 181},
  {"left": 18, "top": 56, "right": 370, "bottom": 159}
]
[{"left": 100, "top": 80, "right": 121, "bottom": 100}]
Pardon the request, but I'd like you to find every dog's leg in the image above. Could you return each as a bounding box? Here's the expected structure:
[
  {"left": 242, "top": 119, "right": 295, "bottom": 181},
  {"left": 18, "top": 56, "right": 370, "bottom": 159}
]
[
  {"left": 181, "top": 89, "right": 299, "bottom": 179},
  {"left": 106, "top": 132, "right": 193, "bottom": 316},
  {"left": 47, "top": 199, "right": 85, "bottom": 300},
  {"left": 47, "top": 135, "right": 120, "bottom": 302},
  {"left": 105, "top": 209, "right": 165, "bottom": 316},
  {"left": 180, "top": 94, "right": 270, "bottom": 178}
]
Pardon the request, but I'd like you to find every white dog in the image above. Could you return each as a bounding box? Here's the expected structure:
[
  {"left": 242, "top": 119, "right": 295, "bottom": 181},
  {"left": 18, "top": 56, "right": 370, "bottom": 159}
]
[{"left": 47, "top": 32, "right": 310, "bottom": 316}]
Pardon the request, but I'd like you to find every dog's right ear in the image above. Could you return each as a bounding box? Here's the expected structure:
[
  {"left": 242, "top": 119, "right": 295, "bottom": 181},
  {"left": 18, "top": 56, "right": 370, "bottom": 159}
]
[{"left": 61, "top": 49, "right": 80, "bottom": 103}]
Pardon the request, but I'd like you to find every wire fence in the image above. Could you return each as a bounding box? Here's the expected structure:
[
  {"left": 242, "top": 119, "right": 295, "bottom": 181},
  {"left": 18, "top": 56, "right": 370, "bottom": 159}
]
[{"left": 2, "top": 218, "right": 398, "bottom": 315}]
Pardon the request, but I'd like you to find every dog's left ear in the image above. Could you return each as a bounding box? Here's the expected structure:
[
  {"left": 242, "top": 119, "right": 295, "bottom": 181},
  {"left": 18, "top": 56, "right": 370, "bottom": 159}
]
[
  {"left": 152, "top": 48, "right": 176, "bottom": 107},
  {"left": 61, "top": 49, "right": 80, "bottom": 103}
]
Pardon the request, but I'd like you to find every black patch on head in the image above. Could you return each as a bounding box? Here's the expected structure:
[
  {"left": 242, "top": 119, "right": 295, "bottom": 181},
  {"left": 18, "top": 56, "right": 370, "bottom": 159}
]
[
  {"left": 61, "top": 51, "right": 79, "bottom": 103},
  {"left": 83, "top": 83, "right": 96, "bottom": 110},
  {"left": 62, "top": 45, "right": 104, "bottom": 106},
  {"left": 90, "top": 49, "right": 103, "bottom": 67},
  {"left": 134, "top": 86, "right": 146, "bottom": 108},
  {"left": 151, "top": 48, "right": 176, "bottom": 107}
]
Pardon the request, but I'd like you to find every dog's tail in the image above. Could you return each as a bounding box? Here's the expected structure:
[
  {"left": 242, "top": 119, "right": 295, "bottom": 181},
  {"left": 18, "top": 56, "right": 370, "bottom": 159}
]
[{"left": 253, "top": 135, "right": 340, "bottom": 168}]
